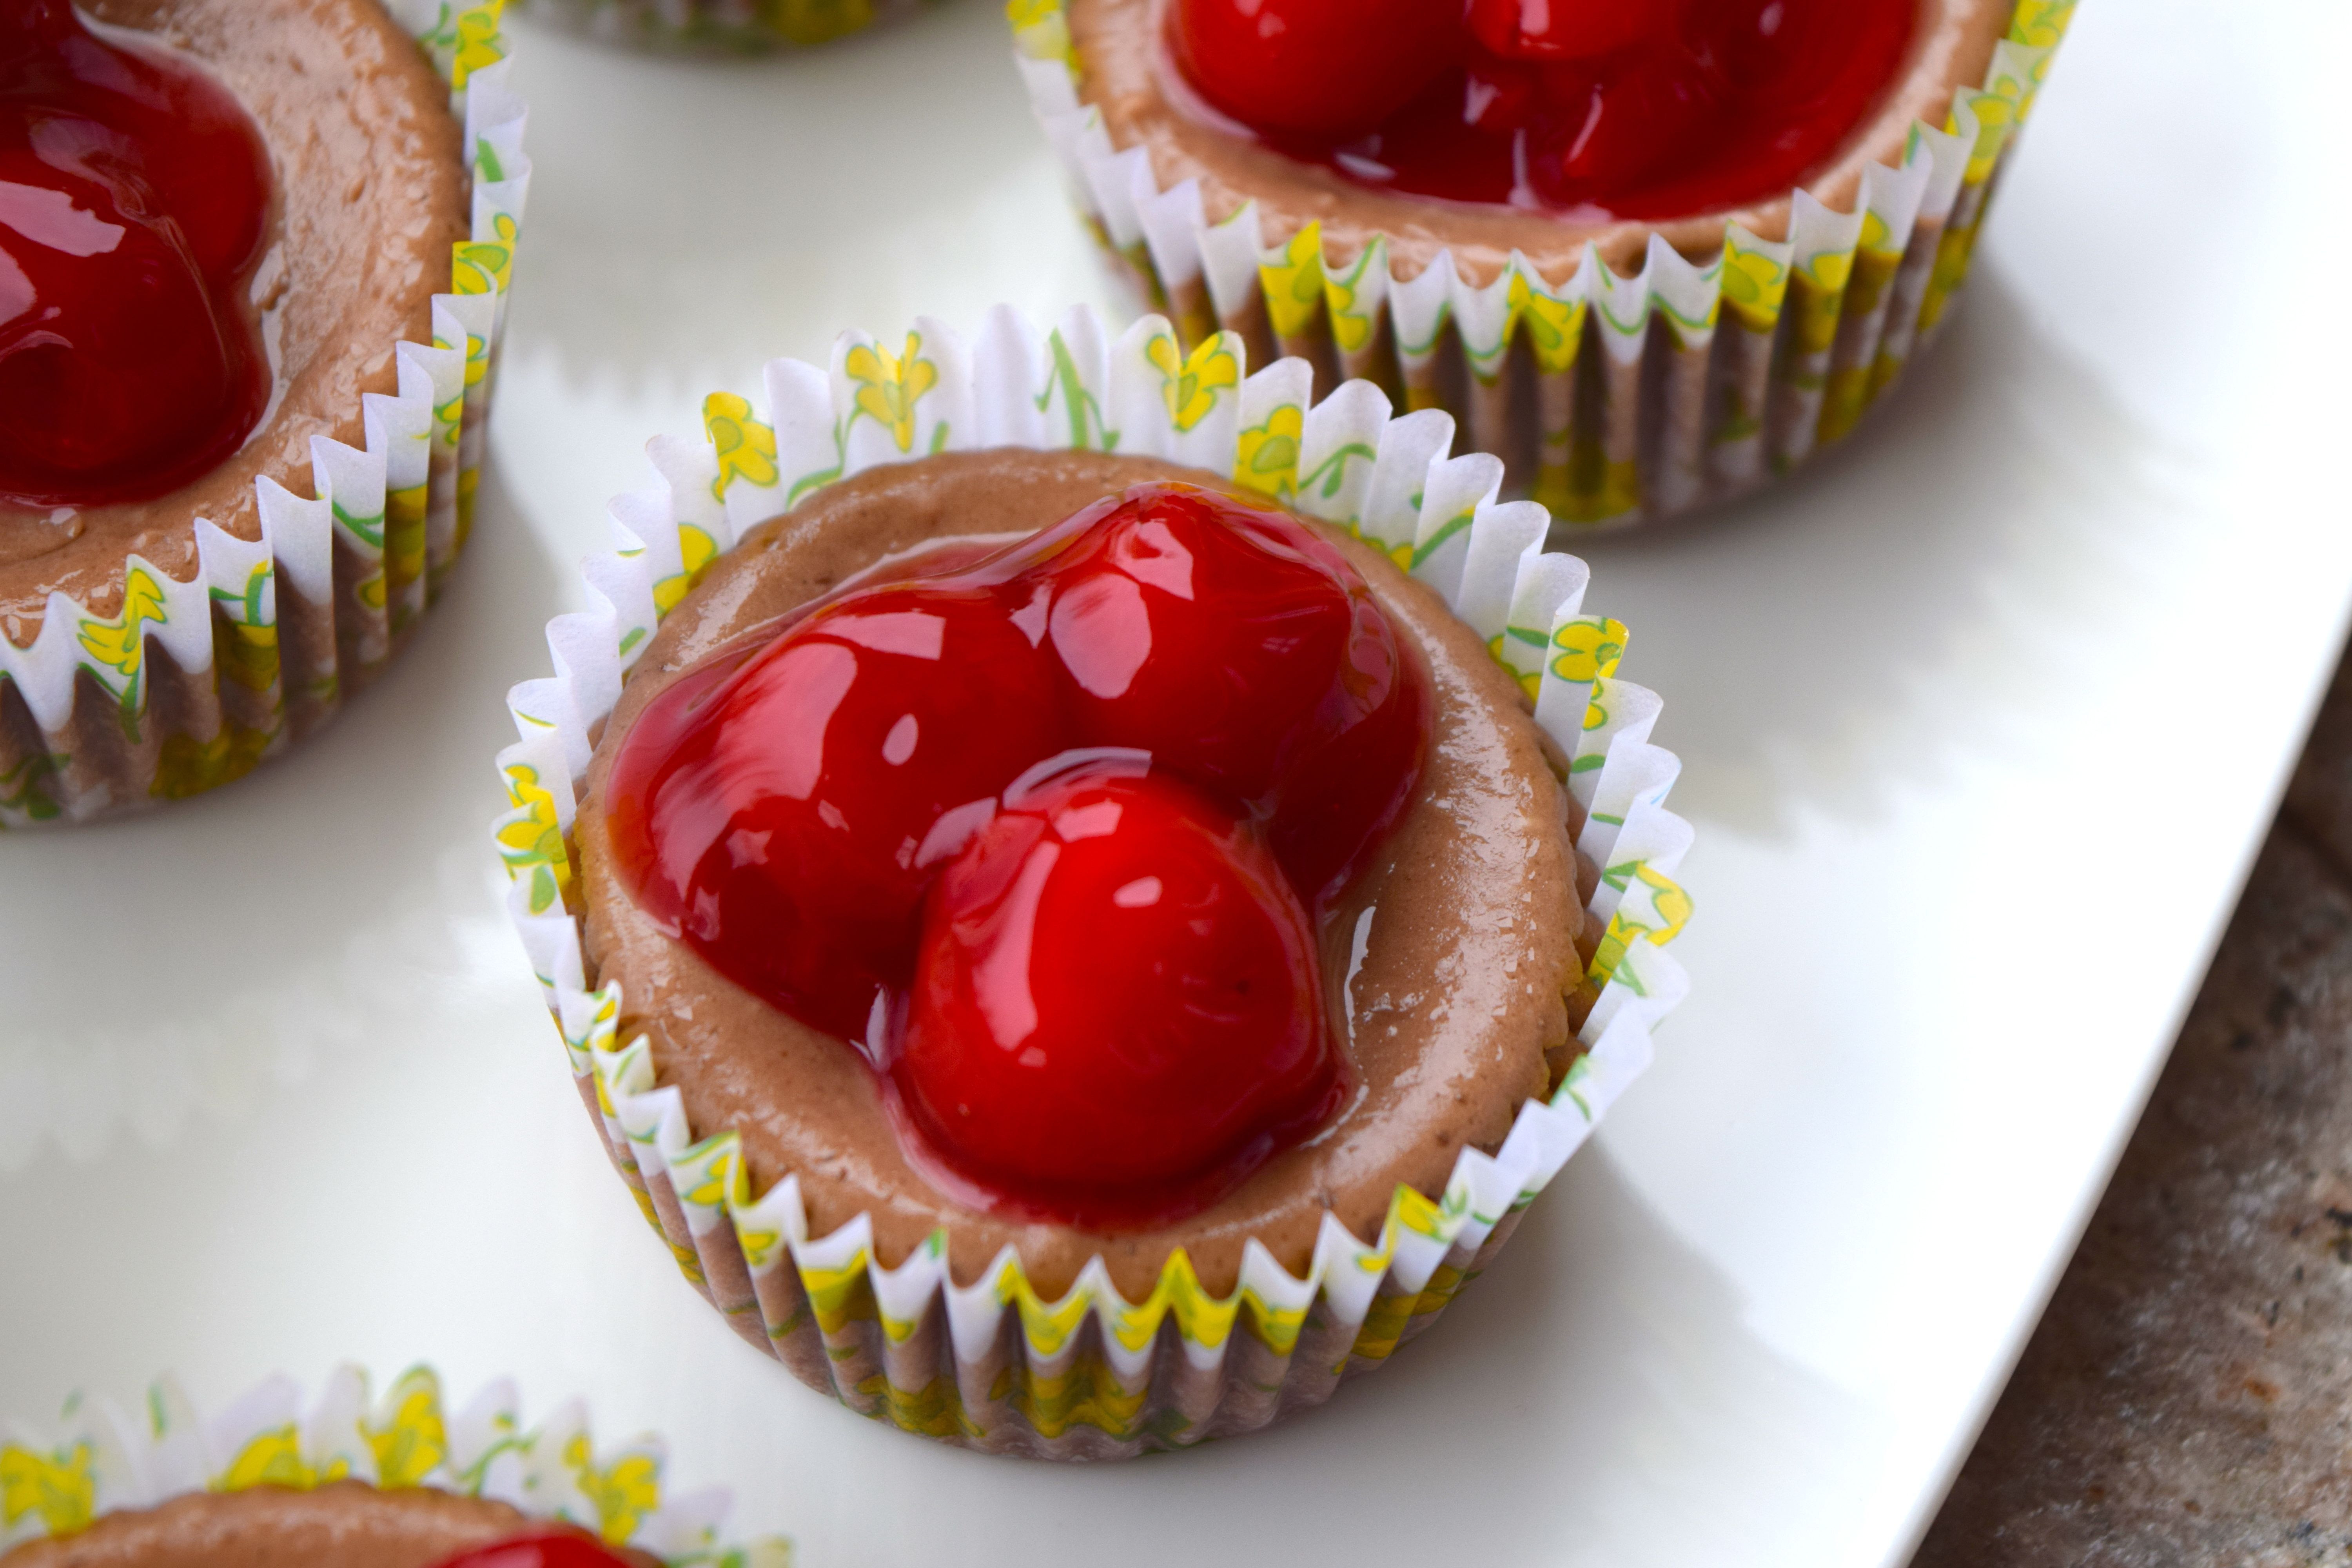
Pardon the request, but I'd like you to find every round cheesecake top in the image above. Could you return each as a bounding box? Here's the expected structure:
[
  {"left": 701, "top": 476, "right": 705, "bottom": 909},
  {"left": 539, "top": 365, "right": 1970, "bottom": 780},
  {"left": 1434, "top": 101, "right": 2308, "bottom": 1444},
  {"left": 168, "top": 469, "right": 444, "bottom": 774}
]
[
  {"left": 0, "top": 0, "right": 466, "bottom": 641},
  {"left": 1065, "top": 0, "right": 2012, "bottom": 281},
  {"left": 575, "top": 448, "right": 1599, "bottom": 1301},
  {"left": 0, "top": 1484, "right": 651, "bottom": 1568}
]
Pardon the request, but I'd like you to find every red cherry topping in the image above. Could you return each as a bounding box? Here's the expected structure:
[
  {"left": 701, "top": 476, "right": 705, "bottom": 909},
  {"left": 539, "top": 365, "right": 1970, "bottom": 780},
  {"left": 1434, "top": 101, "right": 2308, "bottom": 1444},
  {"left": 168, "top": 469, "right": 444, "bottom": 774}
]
[
  {"left": 1265, "top": 589, "right": 1426, "bottom": 908},
  {"left": 606, "top": 483, "right": 1431, "bottom": 1223},
  {"left": 1170, "top": 0, "right": 1462, "bottom": 138},
  {"left": 1168, "top": 0, "right": 1917, "bottom": 220},
  {"left": 605, "top": 582, "right": 1066, "bottom": 1045},
  {"left": 1468, "top": 0, "right": 1675, "bottom": 61},
  {"left": 1034, "top": 487, "right": 1368, "bottom": 793},
  {"left": 894, "top": 764, "right": 1339, "bottom": 1216},
  {"left": 1001, "top": 484, "right": 1429, "bottom": 904},
  {"left": 424, "top": 1532, "right": 637, "bottom": 1568},
  {"left": 0, "top": 0, "right": 274, "bottom": 510}
]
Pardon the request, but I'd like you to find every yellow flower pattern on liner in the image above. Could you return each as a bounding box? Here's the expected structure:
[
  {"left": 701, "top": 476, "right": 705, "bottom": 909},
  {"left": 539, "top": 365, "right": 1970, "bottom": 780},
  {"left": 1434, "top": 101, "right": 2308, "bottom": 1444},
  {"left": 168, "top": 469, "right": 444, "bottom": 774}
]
[
  {"left": 1146, "top": 330, "right": 1241, "bottom": 433},
  {"left": 1509, "top": 268, "right": 1587, "bottom": 376},
  {"left": 704, "top": 392, "right": 780, "bottom": 498},
  {"left": 1007, "top": 0, "right": 1075, "bottom": 65},
  {"left": 1720, "top": 226, "right": 1793, "bottom": 333},
  {"left": 1234, "top": 402, "right": 1304, "bottom": 500},
  {"left": 1322, "top": 240, "right": 1388, "bottom": 356},
  {"left": 1257, "top": 223, "right": 1327, "bottom": 342},
  {"left": 1550, "top": 615, "right": 1628, "bottom": 688},
  {"left": 844, "top": 333, "right": 942, "bottom": 454},
  {"left": 0, "top": 1442, "right": 94, "bottom": 1537},
  {"left": 499, "top": 759, "right": 574, "bottom": 916}
]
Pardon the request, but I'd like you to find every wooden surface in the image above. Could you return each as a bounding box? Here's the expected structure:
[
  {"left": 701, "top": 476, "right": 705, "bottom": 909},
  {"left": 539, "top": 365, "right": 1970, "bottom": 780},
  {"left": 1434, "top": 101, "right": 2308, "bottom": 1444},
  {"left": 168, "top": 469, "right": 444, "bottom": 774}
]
[{"left": 1913, "top": 649, "right": 2352, "bottom": 1564}]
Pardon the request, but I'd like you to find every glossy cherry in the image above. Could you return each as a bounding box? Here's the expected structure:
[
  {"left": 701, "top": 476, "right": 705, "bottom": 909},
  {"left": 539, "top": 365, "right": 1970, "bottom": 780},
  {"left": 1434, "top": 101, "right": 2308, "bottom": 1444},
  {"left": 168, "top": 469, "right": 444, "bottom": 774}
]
[
  {"left": 1169, "top": 0, "right": 1462, "bottom": 138},
  {"left": 894, "top": 765, "right": 1338, "bottom": 1212},
  {"left": 424, "top": 1532, "right": 637, "bottom": 1568},
  {"left": 1167, "top": 0, "right": 1918, "bottom": 219},
  {"left": 1036, "top": 488, "right": 1359, "bottom": 793},
  {"left": 0, "top": 0, "right": 274, "bottom": 510},
  {"left": 1264, "top": 588, "right": 1427, "bottom": 908},
  {"left": 1520, "top": 51, "right": 1725, "bottom": 206},
  {"left": 1018, "top": 484, "right": 1428, "bottom": 904},
  {"left": 604, "top": 582, "right": 1066, "bottom": 1046}
]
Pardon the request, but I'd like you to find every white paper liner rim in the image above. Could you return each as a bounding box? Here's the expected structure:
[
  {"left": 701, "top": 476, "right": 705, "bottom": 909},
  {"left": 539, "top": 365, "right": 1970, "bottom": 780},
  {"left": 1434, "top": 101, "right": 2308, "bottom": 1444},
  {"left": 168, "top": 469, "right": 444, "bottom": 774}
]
[{"left": 0, "top": 1363, "right": 789, "bottom": 1564}]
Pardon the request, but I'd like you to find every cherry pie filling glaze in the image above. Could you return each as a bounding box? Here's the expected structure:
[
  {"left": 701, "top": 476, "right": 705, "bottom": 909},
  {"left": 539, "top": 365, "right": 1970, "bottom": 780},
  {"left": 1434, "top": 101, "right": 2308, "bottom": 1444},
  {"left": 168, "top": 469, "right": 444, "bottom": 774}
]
[
  {"left": 0, "top": 0, "right": 274, "bottom": 510},
  {"left": 1166, "top": 0, "right": 1918, "bottom": 219},
  {"left": 606, "top": 483, "right": 1433, "bottom": 1228}
]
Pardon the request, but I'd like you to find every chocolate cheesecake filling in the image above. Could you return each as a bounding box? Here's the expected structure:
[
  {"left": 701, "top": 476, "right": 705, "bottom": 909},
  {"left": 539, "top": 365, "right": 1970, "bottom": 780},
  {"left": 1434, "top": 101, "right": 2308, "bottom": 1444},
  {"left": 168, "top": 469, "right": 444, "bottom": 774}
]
[
  {"left": 0, "top": 0, "right": 466, "bottom": 642},
  {"left": 1065, "top": 0, "right": 2012, "bottom": 279},
  {"left": 576, "top": 450, "right": 1598, "bottom": 1301},
  {"left": 0, "top": 1485, "right": 644, "bottom": 1568}
]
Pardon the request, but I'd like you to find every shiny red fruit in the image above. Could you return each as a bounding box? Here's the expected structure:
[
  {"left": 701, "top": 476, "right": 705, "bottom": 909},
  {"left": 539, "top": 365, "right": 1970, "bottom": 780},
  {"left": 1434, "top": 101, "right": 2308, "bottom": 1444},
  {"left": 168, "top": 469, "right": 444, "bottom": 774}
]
[
  {"left": 0, "top": 0, "right": 273, "bottom": 509},
  {"left": 605, "top": 583, "right": 1066, "bottom": 1046},
  {"left": 1523, "top": 53, "right": 1722, "bottom": 206},
  {"left": 1468, "top": 0, "right": 1680, "bottom": 61},
  {"left": 1172, "top": 0, "right": 1917, "bottom": 220},
  {"left": 1169, "top": 0, "right": 1462, "bottom": 138},
  {"left": 1266, "top": 589, "right": 1427, "bottom": 907},
  {"left": 895, "top": 765, "right": 1339, "bottom": 1210},
  {"left": 425, "top": 1532, "right": 636, "bottom": 1568},
  {"left": 1037, "top": 485, "right": 1350, "bottom": 799},
  {"left": 1031, "top": 484, "right": 1428, "bottom": 905},
  {"left": 1461, "top": 56, "right": 1539, "bottom": 136}
]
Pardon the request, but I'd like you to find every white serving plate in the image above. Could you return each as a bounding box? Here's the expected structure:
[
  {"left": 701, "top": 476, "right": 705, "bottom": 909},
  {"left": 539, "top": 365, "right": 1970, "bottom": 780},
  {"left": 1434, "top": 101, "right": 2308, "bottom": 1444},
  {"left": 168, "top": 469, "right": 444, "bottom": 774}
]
[{"left": 3, "top": 2, "right": 2346, "bottom": 1563}]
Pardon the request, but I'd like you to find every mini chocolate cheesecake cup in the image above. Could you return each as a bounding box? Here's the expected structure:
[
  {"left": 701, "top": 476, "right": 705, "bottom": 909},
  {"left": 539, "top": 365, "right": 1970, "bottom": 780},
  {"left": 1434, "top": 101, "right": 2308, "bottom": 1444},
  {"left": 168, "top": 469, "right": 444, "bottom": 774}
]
[
  {"left": 0, "top": 1364, "right": 789, "bottom": 1564},
  {"left": 510, "top": 0, "right": 931, "bottom": 52},
  {"left": 0, "top": 0, "right": 530, "bottom": 828},
  {"left": 1009, "top": 0, "right": 2076, "bottom": 530},
  {"left": 493, "top": 303, "right": 1695, "bottom": 1458}
]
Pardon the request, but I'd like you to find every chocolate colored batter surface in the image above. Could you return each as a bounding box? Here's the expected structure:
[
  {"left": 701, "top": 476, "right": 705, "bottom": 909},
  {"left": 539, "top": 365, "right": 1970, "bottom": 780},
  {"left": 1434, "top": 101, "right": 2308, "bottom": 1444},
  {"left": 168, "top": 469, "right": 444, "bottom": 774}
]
[
  {"left": 1066, "top": 0, "right": 2011, "bottom": 280},
  {"left": 0, "top": 0, "right": 466, "bottom": 641},
  {"left": 575, "top": 449, "right": 1592, "bottom": 1300},
  {"left": 0, "top": 1484, "right": 641, "bottom": 1568}
]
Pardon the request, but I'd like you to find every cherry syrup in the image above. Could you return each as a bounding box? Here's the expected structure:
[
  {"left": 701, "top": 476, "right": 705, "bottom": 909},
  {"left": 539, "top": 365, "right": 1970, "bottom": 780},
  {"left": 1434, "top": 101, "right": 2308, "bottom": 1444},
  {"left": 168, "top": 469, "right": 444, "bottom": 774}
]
[{"left": 1169, "top": 0, "right": 1920, "bottom": 220}]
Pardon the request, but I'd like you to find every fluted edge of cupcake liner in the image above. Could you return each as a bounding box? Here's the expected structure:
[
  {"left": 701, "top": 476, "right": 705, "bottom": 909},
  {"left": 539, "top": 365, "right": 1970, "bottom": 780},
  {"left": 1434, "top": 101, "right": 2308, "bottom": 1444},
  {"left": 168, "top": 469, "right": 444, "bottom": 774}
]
[
  {"left": 489, "top": 301, "right": 1694, "bottom": 1458},
  {"left": 511, "top": 0, "right": 930, "bottom": 51},
  {"left": 1010, "top": 0, "right": 2076, "bottom": 530},
  {"left": 0, "top": 2, "right": 531, "bottom": 829},
  {"left": 0, "top": 1362, "right": 789, "bottom": 1564}
]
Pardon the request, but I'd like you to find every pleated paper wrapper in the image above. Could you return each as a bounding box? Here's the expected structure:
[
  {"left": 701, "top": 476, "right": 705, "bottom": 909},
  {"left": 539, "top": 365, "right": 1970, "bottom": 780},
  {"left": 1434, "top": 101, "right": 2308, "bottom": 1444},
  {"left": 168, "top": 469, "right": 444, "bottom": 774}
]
[
  {"left": 0, "top": 1, "right": 531, "bottom": 828},
  {"left": 492, "top": 303, "right": 1694, "bottom": 1458},
  {"left": 512, "top": 0, "right": 931, "bottom": 51},
  {"left": 0, "top": 1363, "right": 788, "bottom": 1566},
  {"left": 1011, "top": 0, "right": 2076, "bottom": 529}
]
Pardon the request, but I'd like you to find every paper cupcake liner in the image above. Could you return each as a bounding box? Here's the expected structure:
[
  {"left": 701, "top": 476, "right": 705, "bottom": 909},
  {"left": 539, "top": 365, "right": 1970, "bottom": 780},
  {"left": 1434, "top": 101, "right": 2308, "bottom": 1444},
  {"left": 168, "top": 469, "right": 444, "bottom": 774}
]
[
  {"left": 0, "top": 1363, "right": 788, "bottom": 1565},
  {"left": 492, "top": 303, "right": 1691, "bottom": 1457},
  {"left": 512, "top": 0, "right": 931, "bottom": 51},
  {"left": 1009, "top": 0, "right": 2076, "bottom": 530},
  {"left": 0, "top": 2, "right": 531, "bottom": 829}
]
